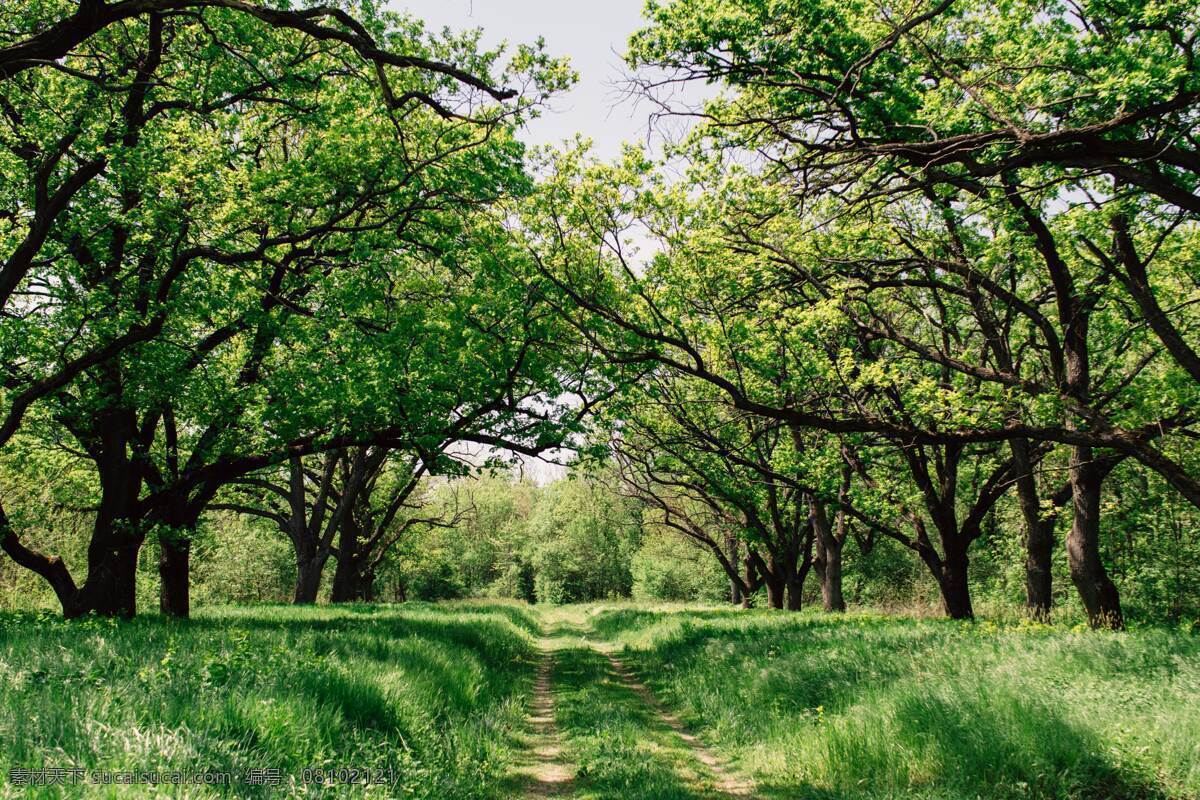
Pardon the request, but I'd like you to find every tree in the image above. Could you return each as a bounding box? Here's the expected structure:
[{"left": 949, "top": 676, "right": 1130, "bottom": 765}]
[
  {"left": 217, "top": 447, "right": 455, "bottom": 604},
  {"left": 511, "top": 1, "right": 1200, "bottom": 627},
  {"left": 524, "top": 474, "right": 642, "bottom": 604},
  {"left": 620, "top": 0, "right": 1200, "bottom": 626},
  {"left": 0, "top": 0, "right": 578, "bottom": 617},
  {"left": 608, "top": 372, "right": 822, "bottom": 610}
]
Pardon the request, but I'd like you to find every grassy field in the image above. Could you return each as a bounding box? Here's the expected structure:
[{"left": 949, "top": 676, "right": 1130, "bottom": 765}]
[
  {"left": 2, "top": 602, "right": 1199, "bottom": 799},
  {"left": 590, "top": 605, "right": 1200, "bottom": 800},
  {"left": 0, "top": 602, "right": 539, "bottom": 799}
]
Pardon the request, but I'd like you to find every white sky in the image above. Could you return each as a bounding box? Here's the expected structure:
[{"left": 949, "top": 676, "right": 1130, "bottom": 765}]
[{"left": 393, "top": 0, "right": 658, "bottom": 160}]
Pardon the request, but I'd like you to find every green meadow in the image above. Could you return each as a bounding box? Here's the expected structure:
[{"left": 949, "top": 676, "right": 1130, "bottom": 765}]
[
  {"left": 586, "top": 606, "right": 1200, "bottom": 800},
  {"left": 3, "top": 602, "right": 1198, "bottom": 799},
  {"left": 0, "top": 603, "right": 537, "bottom": 799}
]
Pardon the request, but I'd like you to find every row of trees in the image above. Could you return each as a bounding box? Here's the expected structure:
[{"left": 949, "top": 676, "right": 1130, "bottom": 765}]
[
  {"left": 2, "top": 0, "right": 1198, "bottom": 628},
  {"left": 0, "top": 0, "right": 606, "bottom": 618},
  {"left": 523, "top": 0, "right": 1200, "bottom": 628}
]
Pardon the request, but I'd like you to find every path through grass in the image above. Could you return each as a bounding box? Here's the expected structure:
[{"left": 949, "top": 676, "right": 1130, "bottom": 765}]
[
  {"left": 4, "top": 602, "right": 1199, "bottom": 798},
  {"left": 506, "top": 650, "right": 574, "bottom": 798},
  {"left": 537, "top": 606, "right": 755, "bottom": 800}
]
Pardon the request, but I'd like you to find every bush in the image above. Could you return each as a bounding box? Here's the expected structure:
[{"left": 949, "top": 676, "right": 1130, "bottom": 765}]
[
  {"left": 632, "top": 530, "right": 729, "bottom": 602},
  {"left": 408, "top": 562, "right": 467, "bottom": 601}
]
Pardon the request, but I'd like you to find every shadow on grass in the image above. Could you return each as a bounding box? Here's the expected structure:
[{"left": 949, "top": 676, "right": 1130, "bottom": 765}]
[
  {"left": 447, "top": 600, "right": 542, "bottom": 635},
  {"left": 772, "top": 686, "right": 1172, "bottom": 800},
  {"left": 186, "top": 609, "right": 534, "bottom": 670},
  {"left": 615, "top": 617, "right": 949, "bottom": 720},
  {"left": 586, "top": 608, "right": 752, "bottom": 641},
  {"left": 293, "top": 666, "right": 408, "bottom": 735},
  {"left": 593, "top": 608, "right": 1181, "bottom": 800}
]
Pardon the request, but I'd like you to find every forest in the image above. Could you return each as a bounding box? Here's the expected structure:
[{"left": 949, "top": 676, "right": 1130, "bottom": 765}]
[{"left": 1, "top": 0, "right": 1198, "bottom": 797}]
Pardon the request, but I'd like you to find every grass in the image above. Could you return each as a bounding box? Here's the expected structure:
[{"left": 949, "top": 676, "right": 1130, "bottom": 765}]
[
  {"left": 0, "top": 602, "right": 539, "bottom": 798},
  {"left": 537, "top": 607, "right": 731, "bottom": 799},
  {"left": 552, "top": 646, "right": 723, "bottom": 799},
  {"left": 2, "top": 600, "right": 1199, "bottom": 799},
  {"left": 585, "top": 604, "right": 1200, "bottom": 800}
]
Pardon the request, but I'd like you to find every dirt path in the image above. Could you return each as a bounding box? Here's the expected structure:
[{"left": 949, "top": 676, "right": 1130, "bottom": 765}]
[
  {"left": 597, "top": 647, "right": 756, "bottom": 799},
  {"left": 513, "top": 608, "right": 755, "bottom": 799},
  {"left": 511, "top": 647, "right": 574, "bottom": 799}
]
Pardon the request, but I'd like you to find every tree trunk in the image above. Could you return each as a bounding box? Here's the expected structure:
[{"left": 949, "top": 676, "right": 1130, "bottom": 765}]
[
  {"left": 1010, "top": 438, "right": 1053, "bottom": 621},
  {"left": 757, "top": 547, "right": 793, "bottom": 610},
  {"left": 1042, "top": 220, "right": 1123, "bottom": 628},
  {"left": 726, "top": 534, "right": 742, "bottom": 605},
  {"left": 1067, "top": 446, "right": 1124, "bottom": 629},
  {"left": 937, "top": 550, "right": 973, "bottom": 620},
  {"left": 741, "top": 555, "right": 755, "bottom": 609},
  {"left": 329, "top": 559, "right": 356, "bottom": 603},
  {"left": 158, "top": 535, "right": 190, "bottom": 618},
  {"left": 764, "top": 567, "right": 786, "bottom": 609},
  {"left": 76, "top": 466, "right": 144, "bottom": 618},
  {"left": 74, "top": 540, "right": 141, "bottom": 618},
  {"left": 330, "top": 518, "right": 365, "bottom": 603},
  {"left": 155, "top": 498, "right": 207, "bottom": 619},
  {"left": 73, "top": 431, "right": 144, "bottom": 618},
  {"left": 330, "top": 560, "right": 368, "bottom": 603},
  {"left": 815, "top": 535, "right": 845, "bottom": 613},
  {"left": 810, "top": 496, "right": 846, "bottom": 613},
  {"left": 765, "top": 579, "right": 785, "bottom": 609},
  {"left": 785, "top": 535, "right": 813, "bottom": 611},
  {"left": 294, "top": 553, "right": 326, "bottom": 604},
  {"left": 785, "top": 571, "right": 804, "bottom": 611}
]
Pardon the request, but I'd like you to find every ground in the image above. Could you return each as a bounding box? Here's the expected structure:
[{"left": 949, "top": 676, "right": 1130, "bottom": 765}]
[{"left": 1, "top": 602, "right": 1198, "bottom": 798}]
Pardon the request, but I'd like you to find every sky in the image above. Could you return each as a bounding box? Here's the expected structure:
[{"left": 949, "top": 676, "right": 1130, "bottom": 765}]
[
  {"left": 390, "top": 1, "right": 665, "bottom": 482},
  {"left": 393, "top": 0, "right": 660, "bottom": 160}
]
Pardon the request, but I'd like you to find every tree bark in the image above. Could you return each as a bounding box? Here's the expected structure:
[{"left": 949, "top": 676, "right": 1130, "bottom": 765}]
[
  {"left": 785, "top": 533, "right": 813, "bottom": 611},
  {"left": 785, "top": 574, "right": 803, "bottom": 610},
  {"left": 726, "top": 534, "right": 742, "bottom": 605},
  {"left": 330, "top": 557, "right": 367, "bottom": 603},
  {"left": 764, "top": 572, "right": 786, "bottom": 609},
  {"left": 741, "top": 555, "right": 755, "bottom": 609},
  {"left": 810, "top": 496, "right": 846, "bottom": 612},
  {"left": 75, "top": 454, "right": 144, "bottom": 618},
  {"left": 1010, "top": 438, "right": 1053, "bottom": 621},
  {"left": 67, "top": 409, "right": 147, "bottom": 618},
  {"left": 294, "top": 553, "right": 327, "bottom": 604},
  {"left": 329, "top": 532, "right": 357, "bottom": 603},
  {"left": 815, "top": 535, "right": 845, "bottom": 613},
  {"left": 152, "top": 494, "right": 209, "bottom": 619},
  {"left": 158, "top": 535, "right": 190, "bottom": 618},
  {"left": 330, "top": 516, "right": 374, "bottom": 603},
  {"left": 74, "top": 540, "right": 141, "bottom": 619},
  {"left": 937, "top": 549, "right": 974, "bottom": 620},
  {"left": 1067, "top": 446, "right": 1124, "bottom": 629}
]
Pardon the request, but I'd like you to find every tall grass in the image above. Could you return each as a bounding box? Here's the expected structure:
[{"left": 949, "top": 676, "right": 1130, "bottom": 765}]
[
  {"left": 5, "top": 601, "right": 1198, "bottom": 799},
  {"left": 591, "top": 606, "right": 1200, "bottom": 800},
  {"left": 0, "top": 602, "right": 538, "bottom": 798}
]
